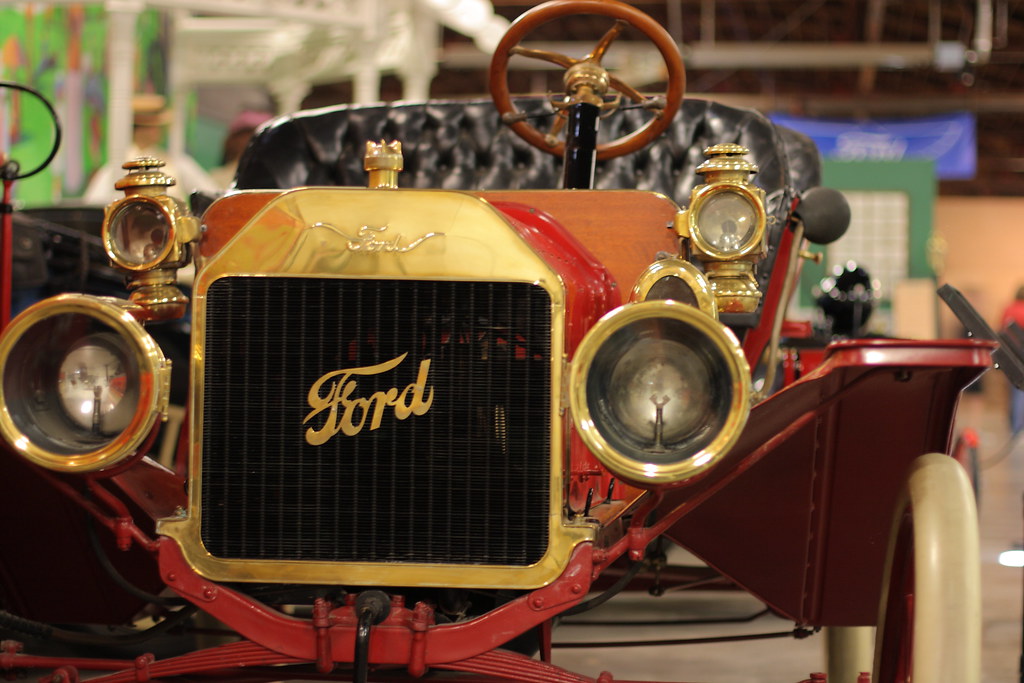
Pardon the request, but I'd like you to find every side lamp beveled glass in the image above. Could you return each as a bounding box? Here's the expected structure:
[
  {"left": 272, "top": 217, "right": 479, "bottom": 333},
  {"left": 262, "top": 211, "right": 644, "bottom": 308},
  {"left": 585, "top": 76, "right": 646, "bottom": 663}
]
[
  {"left": 686, "top": 182, "right": 766, "bottom": 260},
  {"left": 104, "top": 194, "right": 179, "bottom": 271}
]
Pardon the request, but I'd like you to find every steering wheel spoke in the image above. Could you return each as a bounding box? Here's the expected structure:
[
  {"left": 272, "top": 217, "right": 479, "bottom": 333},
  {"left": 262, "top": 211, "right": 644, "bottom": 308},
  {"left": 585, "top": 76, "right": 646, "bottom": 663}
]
[
  {"left": 489, "top": 0, "right": 685, "bottom": 160},
  {"left": 587, "top": 20, "right": 628, "bottom": 63},
  {"left": 608, "top": 75, "right": 649, "bottom": 105},
  {"left": 510, "top": 45, "right": 577, "bottom": 69}
]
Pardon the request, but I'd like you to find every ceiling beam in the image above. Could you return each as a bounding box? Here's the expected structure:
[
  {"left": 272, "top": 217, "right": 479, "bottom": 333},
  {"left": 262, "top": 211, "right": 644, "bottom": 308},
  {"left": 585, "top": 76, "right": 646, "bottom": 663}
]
[
  {"left": 693, "top": 91, "right": 1024, "bottom": 115},
  {"left": 444, "top": 41, "right": 938, "bottom": 70}
]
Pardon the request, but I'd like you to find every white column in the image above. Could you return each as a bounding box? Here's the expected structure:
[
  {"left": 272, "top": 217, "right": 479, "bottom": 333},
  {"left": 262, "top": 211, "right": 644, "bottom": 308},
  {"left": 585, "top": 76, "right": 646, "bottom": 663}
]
[
  {"left": 351, "top": 0, "right": 381, "bottom": 104},
  {"left": 103, "top": 0, "right": 143, "bottom": 169},
  {"left": 353, "top": 58, "right": 381, "bottom": 105},
  {"left": 166, "top": 9, "right": 188, "bottom": 161},
  {"left": 401, "top": 1, "right": 438, "bottom": 101},
  {"left": 268, "top": 79, "right": 311, "bottom": 116}
]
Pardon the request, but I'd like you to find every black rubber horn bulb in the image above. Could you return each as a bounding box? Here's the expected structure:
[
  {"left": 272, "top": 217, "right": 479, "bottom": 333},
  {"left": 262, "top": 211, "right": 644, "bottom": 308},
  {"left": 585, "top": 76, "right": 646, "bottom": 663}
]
[{"left": 795, "top": 186, "right": 851, "bottom": 245}]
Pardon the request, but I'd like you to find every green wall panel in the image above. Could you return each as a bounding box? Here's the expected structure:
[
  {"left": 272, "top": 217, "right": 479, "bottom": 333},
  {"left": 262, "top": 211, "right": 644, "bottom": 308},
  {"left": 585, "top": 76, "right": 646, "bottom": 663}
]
[
  {"left": 798, "top": 159, "right": 937, "bottom": 307},
  {"left": 1, "top": 7, "right": 180, "bottom": 207}
]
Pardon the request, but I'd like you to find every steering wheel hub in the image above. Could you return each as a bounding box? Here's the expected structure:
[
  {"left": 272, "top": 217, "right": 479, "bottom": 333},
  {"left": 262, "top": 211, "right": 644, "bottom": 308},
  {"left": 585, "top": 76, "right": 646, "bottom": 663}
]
[{"left": 564, "top": 62, "right": 611, "bottom": 105}]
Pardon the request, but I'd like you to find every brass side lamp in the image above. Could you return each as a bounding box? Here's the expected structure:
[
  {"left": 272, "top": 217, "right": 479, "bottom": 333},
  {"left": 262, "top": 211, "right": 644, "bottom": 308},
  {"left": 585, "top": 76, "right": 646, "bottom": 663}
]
[
  {"left": 103, "top": 157, "right": 199, "bottom": 320},
  {"left": 675, "top": 144, "right": 767, "bottom": 314}
]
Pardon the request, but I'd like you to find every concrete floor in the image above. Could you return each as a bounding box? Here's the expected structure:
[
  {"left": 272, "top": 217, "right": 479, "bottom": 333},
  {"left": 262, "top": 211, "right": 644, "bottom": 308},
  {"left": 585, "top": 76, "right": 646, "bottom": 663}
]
[
  {"left": 968, "top": 389, "right": 1024, "bottom": 683},
  {"left": 551, "top": 390, "right": 1023, "bottom": 683}
]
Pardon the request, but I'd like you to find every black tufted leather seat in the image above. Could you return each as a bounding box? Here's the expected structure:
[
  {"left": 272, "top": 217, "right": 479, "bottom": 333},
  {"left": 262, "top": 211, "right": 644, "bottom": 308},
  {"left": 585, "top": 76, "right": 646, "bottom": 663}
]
[
  {"left": 233, "top": 97, "right": 822, "bottom": 322},
  {"left": 235, "top": 97, "right": 819, "bottom": 197}
]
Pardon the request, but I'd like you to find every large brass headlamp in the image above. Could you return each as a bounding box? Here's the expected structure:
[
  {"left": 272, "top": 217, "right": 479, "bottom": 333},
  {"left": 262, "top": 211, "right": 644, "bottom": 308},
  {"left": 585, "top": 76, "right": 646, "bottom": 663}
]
[
  {"left": 0, "top": 295, "right": 170, "bottom": 472},
  {"left": 103, "top": 158, "right": 199, "bottom": 319},
  {"left": 570, "top": 300, "right": 750, "bottom": 487},
  {"left": 676, "top": 144, "right": 767, "bottom": 313}
]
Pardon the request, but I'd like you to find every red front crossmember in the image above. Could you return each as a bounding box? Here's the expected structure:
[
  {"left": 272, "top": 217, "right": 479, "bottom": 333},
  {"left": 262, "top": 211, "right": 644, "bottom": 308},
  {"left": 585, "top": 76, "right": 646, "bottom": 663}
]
[{"left": 156, "top": 538, "right": 594, "bottom": 676}]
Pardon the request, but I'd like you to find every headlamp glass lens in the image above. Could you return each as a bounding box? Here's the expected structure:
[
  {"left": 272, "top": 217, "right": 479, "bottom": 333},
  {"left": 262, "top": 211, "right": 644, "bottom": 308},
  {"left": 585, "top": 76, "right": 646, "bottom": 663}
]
[
  {"left": 110, "top": 201, "right": 170, "bottom": 266},
  {"left": 58, "top": 336, "right": 135, "bottom": 436},
  {"left": 587, "top": 317, "right": 730, "bottom": 464},
  {"left": 3, "top": 313, "right": 142, "bottom": 456},
  {"left": 697, "top": 192, "right": 758, "bottom": 253}
]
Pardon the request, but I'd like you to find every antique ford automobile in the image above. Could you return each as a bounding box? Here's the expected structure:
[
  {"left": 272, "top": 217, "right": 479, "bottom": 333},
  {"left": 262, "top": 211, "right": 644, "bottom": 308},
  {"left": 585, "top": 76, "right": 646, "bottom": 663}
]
[{"left": 0, "top": 1, "right": 993, "bottom": 681}]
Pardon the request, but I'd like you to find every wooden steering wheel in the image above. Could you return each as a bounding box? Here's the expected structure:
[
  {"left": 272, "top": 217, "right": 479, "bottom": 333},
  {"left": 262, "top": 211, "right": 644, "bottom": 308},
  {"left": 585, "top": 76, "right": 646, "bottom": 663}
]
[{"left": 489, "top": 0, "right": 685, "bottom": 161}]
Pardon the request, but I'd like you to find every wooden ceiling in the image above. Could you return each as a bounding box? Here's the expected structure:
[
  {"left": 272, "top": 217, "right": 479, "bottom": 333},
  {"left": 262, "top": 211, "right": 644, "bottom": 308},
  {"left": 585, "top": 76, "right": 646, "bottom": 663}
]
[{"left": 314, "top": 1, "right": 1024, "bottom": 195}]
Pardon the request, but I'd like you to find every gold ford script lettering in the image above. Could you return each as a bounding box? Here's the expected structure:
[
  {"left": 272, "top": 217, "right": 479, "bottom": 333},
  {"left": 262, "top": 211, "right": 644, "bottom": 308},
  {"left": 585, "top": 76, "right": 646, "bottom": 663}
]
[
  {"left": 312, "top": 223, "right": 443, "bottom": 253},
  {"left": 303, "top": 353, "right": 434, "bottom": 446}
]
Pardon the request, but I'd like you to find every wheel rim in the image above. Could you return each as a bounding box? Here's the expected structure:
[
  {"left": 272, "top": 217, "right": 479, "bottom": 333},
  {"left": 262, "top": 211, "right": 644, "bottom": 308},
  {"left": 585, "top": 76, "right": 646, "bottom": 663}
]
[{"left": 873, "top": 453, "right": 981, "bottom": 683}]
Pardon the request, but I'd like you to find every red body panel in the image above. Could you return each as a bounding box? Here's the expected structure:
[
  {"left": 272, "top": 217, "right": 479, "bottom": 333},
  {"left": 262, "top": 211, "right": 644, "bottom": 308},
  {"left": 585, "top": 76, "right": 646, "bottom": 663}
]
[{"left": 662, "top": 338, "right": 992, "bottom": 625}]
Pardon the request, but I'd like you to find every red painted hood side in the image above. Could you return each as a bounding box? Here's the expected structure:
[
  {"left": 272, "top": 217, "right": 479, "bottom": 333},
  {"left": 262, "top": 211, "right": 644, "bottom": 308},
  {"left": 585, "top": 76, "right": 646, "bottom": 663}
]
[
  {"left": 490, "top": 200, "right": 622, "bottom": 513},
  {"left": 490, "top": 200, "right": 621, "bottom": 356}
]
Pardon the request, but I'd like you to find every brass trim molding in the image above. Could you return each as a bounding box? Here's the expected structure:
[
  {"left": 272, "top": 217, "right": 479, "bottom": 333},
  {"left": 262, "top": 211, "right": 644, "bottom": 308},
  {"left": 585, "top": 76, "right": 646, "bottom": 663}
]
[{"left": 630, "top": 257, "right": 718, "bottom": 319}]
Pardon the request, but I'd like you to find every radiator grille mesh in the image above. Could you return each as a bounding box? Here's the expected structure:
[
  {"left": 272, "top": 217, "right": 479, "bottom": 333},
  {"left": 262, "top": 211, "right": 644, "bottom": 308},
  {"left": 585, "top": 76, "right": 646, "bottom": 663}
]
[{"left": 200, "top": 277, "right": 551, "bottom": 566}]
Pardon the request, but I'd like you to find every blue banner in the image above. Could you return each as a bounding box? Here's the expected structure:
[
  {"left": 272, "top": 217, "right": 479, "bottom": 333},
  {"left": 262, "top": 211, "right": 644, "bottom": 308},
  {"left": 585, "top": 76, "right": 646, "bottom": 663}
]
[{"left": 770, "top": 111, "right": 976, "bottom": 180}]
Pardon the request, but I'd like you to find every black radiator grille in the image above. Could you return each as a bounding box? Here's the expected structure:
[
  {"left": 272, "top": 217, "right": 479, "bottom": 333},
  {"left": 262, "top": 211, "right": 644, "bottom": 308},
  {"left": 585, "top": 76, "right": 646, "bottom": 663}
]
[{"left": 200, "top": 277, "right": 552, "bottom": 566}]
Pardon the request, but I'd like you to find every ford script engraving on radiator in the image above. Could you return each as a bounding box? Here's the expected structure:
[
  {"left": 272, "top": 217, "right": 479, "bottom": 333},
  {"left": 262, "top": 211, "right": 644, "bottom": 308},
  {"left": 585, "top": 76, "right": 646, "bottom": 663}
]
[
  {"left": 311, "top": 223, "right": 443, "bottom": 253},
  {"left": 303, "top": 353, "right": 434, "bottom": 445}
]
